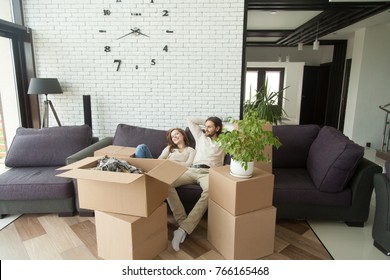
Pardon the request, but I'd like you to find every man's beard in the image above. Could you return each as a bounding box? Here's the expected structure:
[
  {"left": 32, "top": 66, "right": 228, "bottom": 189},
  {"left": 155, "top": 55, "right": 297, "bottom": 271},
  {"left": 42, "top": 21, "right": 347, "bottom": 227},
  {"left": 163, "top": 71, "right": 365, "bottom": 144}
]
[{"left": 206, "top": 131, "right": 216, "bottom": 138}]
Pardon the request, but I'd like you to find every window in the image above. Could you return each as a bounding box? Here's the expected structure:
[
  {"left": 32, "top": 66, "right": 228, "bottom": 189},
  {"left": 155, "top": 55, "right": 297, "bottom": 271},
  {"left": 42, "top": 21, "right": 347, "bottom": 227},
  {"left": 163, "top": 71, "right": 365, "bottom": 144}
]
[
  {"left": 0, "top": 0, "right": 13, "bottom": 22},
  {"left": 245, "top": 68, "right": 285, "bottom": 107},
  {"left": 0, "top": 0, "right": 37, "bottom": 158}
]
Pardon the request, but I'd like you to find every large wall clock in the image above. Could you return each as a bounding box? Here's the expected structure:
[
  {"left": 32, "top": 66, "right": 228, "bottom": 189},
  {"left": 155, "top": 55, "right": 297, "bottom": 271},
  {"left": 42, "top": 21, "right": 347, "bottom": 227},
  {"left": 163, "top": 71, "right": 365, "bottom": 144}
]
[{"left": 100, "top": 0, "right": 173, "bottom": 72}]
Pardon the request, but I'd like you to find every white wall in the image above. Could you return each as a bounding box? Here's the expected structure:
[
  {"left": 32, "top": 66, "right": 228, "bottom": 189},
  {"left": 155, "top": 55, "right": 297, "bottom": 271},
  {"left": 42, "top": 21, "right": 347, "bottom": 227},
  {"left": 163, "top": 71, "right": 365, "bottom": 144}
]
[
  {"left": 246, "top": 61, "right": 304, "bottom": 124},
  {"left": 344, "top": 23, "right": 390, "bottom": 149},
  {"left": 246, "top": 45, "right": 334, "bottom": 65},
  {"left": 22, "top": 0, "right": 245, "bottom": 138}
]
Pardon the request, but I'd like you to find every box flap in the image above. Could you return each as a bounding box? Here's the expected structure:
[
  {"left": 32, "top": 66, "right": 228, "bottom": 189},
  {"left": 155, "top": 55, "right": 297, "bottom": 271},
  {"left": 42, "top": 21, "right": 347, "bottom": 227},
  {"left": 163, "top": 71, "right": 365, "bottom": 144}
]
[
  {"left": 57, "top": 168, "right": 143, "bottom": 184},
  {"left": 57, "top": 156, "right": 102, "bottom": 170},
  {"left": 126, "top": 158, "right": 165, "bottom": 172},
  {"left": 146, "top": 160, "right": 187, "bottom": 185}
]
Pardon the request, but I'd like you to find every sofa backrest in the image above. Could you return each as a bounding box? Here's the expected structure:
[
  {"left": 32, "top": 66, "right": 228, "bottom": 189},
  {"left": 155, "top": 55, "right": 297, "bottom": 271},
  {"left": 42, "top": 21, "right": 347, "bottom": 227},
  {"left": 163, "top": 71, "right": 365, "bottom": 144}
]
[
  {"left": 5, "top": 125, "right": 93, "bottom": 167},
  {"left": 306, "top": 126, "right": 364, "bottom": 193},
  {"left": 272, "top": 124, "right": 320, "bottom": 168},
  {"left": 112, "top": 124, "right": 168, "bottom": 158},
  {"left": 112, "top": 124, "right": 234, "bottom": 165}
]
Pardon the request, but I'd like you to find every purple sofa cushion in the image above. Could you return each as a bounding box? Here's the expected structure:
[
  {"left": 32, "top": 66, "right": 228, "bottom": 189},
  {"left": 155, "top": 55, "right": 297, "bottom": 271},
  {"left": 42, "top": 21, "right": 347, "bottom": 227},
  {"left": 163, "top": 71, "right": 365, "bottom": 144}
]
[
  {"left": 112, "top": 124, "right": 167, "bottom": 158},
  {"left": 307, "top": 126, "right": 364, "bottom": 193},
  {"left": 273, "top": 168, "right": 352, "bottom": 206},
  {"left": 0, "top": 167, "right": 74, "bottom": 200},
  {"left": 5, "top": 125, "right": 92, "bottom": 167},
  {"left": 272, "top": 124, "right": 320, "bottom": 168}
]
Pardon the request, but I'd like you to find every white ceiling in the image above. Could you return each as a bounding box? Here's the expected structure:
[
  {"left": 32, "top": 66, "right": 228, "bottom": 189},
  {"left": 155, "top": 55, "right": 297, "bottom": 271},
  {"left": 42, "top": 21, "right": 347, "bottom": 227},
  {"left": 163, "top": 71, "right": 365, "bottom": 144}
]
[
  {"left": 247, "top": 4, "right": 390, "bottom": 44},
  {"left": 321, "top": 8, "right": 390, "bottom": 39},
  {"left": 247, "top": 10, "right": 322, "bottom": 30}
]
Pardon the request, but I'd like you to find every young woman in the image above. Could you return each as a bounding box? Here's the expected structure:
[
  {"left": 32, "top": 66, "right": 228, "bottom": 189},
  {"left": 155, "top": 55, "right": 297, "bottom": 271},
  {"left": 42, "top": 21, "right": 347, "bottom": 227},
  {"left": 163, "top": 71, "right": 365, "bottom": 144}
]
[{"left": 135, "top": 128, "right": 196, "bottom": 167}]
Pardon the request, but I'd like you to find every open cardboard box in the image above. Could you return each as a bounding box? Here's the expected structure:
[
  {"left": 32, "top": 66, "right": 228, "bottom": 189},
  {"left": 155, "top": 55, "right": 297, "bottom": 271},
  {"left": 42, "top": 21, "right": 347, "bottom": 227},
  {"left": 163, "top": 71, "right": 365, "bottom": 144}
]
[{"left": 57, "top": 156, "right": 187, "bottom": 217}]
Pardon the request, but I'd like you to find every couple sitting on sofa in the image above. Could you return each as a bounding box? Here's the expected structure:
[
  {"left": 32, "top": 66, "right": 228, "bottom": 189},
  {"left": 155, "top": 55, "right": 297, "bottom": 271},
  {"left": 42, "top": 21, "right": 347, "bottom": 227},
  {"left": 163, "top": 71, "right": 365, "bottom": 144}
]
[{"left": 135, "top": 117, "right": 225, "bottom": 251}]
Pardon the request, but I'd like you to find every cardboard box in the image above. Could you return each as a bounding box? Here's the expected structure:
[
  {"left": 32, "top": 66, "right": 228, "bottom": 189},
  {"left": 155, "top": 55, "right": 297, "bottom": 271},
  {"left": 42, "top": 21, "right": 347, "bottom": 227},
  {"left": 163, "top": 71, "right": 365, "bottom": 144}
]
[
  {"left": 95, "top": 203, "right": 168, "bottom": 260},
  {"left": 209, "top": 166, "right": 274, "bottom": 216},
  {"left": 94, "top": 145, "right": 136, "bottom": 160},
  {"left": 207, "top": 199, "right": 276, "bottom": 260},
  {"left": 57, "top": 156, "right": 187, "bottom": 217}
]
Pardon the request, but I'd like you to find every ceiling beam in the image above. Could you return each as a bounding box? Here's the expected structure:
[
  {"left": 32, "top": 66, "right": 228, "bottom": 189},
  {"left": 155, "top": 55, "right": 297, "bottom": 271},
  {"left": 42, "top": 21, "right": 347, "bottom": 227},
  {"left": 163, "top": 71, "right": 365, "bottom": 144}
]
[
  {"left": 246, "top": 1, "right": 390, "bottom": 47},
  {"left": 247, "top": 0, "right": 390, "bottom": 10},
  {"left": 247, "top": 29, "right": 294, "bottom": 37}
]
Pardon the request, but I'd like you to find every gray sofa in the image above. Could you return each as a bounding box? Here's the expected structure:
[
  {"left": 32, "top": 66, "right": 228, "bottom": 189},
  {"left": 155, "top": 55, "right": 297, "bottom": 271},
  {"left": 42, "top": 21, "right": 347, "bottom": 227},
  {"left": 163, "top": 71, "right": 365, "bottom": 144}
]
[
  {"left": 372, "top": 161, "right": 390, "bottom": 255},
  {"left": 272, "top": 125, "right": 382, "bottom": 226},
  {"left": 67, "top": 123, "right": 382, "bottom": 226},
  {"left": 0, "top": 125, "right": 94, "bottom": 218}
]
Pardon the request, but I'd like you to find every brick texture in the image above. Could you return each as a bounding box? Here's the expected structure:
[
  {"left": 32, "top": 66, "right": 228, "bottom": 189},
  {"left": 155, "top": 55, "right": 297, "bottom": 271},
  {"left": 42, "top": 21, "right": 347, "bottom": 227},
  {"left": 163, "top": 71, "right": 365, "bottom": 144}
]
[{"left": 22, "top": 0, "right": 244, "bottom": 138}]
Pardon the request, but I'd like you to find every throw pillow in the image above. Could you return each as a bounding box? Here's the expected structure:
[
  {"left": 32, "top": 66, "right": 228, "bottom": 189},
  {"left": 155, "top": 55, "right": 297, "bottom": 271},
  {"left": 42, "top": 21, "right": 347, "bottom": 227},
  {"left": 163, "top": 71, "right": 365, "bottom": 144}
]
[
  {"left": 306, "top": 126, "right": 364, "bottom": 193},
  {"left": 385, "top": 161, "right": 390, "bottom": 181}
]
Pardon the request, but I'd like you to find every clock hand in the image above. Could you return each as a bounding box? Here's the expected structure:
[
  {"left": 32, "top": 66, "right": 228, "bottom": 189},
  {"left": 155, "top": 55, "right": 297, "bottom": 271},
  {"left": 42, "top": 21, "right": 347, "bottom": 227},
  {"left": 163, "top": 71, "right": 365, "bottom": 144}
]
[
  {"left": 116, "top": 30, "right": 137, "bottom": 40},
  {"left": 133, "top": 28, "right": 149, "bottom": 37},
  {"left": 117, "top": 28, "right": 149, "bottom": 40}
]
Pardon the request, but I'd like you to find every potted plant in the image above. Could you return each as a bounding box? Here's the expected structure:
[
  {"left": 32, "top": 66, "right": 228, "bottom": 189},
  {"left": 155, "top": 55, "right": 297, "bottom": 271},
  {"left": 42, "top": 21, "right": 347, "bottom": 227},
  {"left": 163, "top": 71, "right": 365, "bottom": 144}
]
[
  {"left": 245, "top": 80, "right": 288, "bottom": 125},
  {"left": 218, "top": 108, "right": 282, "bottom": 178}
]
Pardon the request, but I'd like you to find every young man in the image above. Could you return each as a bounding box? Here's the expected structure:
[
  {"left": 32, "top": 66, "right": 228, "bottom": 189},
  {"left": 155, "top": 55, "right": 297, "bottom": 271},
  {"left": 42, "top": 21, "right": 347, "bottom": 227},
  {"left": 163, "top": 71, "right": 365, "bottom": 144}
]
[{"left": 167, "top": 116, "right": 225, "bottom": 251}]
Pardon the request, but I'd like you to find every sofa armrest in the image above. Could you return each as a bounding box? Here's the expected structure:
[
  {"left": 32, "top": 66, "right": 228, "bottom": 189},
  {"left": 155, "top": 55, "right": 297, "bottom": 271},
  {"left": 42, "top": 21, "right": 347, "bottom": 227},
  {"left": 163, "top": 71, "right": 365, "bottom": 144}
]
[
  {"left": 346, "top": 157, "right": 383, "bottom": 222},
  {"left": 66, "top": 137, "right": 113, "bottom": 164},
  {"left": 373, "top": 173, "right": 390, "bottom": 232}
]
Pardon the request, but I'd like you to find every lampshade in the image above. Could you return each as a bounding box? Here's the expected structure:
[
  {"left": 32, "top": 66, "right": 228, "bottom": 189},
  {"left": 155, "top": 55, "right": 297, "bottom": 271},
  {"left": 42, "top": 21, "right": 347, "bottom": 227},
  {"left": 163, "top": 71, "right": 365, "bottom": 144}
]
[
  {"left": 27, "top": 78, "right": 63, "bottom": 95},
  {"left": 297, "top": 42, "right": 303, "bottom": 51}
]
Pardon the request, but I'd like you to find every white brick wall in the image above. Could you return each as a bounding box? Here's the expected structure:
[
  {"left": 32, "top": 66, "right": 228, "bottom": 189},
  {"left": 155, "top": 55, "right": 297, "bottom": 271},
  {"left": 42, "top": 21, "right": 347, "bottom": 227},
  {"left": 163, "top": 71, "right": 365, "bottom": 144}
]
[{"left": 22, "top": 0, "right": 244, "bottom": 138}]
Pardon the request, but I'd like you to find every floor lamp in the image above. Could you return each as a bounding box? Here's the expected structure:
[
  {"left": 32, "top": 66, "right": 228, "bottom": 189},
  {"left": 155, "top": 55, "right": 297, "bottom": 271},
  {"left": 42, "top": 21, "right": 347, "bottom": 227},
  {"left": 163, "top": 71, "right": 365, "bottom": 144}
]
[{"left": 27, "top": 78, "right": 63, "bottom": 128}]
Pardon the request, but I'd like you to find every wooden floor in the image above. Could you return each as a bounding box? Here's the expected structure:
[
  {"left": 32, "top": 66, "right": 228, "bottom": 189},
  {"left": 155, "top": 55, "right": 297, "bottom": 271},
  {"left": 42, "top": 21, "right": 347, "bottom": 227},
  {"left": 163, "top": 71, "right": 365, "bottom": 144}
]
[{"left": 0, "top": 213, "right": 332, "bottom": 260}]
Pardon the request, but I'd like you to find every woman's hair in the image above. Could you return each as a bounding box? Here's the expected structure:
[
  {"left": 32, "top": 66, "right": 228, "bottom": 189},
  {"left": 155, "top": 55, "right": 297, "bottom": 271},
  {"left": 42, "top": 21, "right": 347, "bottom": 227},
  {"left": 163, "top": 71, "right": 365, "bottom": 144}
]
[{"left": 166, "top": 128, "right": 190, "bottom": 152}]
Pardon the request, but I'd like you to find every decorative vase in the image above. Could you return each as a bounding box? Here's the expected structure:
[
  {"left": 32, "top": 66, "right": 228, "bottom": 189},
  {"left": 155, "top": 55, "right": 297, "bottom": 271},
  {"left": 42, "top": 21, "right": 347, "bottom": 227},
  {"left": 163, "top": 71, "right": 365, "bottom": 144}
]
[{"left": 230, "top": 159, "right": 254, "bottom": 178}]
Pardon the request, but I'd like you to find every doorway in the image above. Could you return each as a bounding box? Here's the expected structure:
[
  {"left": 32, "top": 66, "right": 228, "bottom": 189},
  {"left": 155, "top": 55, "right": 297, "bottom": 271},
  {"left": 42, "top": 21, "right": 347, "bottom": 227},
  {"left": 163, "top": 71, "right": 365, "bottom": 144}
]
[{"left": 299, "top": 64, "right": 331, "bottom": 125}]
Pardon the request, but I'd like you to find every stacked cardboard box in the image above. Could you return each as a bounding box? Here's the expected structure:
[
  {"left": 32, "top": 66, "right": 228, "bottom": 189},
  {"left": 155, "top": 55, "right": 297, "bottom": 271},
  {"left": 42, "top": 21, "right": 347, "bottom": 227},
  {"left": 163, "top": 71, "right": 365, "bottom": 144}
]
[
  {"left": 208, "top": 165, "right": 276, "bottom": 260},
  {"left": 57, "top": 146, "right": 187, "bottom": 259}
]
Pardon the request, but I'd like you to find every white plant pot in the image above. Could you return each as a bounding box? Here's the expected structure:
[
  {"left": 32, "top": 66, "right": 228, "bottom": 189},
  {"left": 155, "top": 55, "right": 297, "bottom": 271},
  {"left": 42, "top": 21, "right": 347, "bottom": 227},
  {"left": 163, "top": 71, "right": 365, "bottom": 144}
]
[{"left": 230, "top": 159, "right": 254, "bottom": 178}]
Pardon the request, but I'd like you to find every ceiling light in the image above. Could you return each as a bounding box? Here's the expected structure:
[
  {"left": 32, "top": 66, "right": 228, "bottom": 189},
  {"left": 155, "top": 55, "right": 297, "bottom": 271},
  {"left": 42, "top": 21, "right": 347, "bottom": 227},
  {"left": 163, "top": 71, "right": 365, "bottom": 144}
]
[
  {"left": 313, "top": 39, "right": 320, "bottom": 50},
  {"left": 298, "top": 42, "right": 303, "bottom": 51},
  {"left": 270, "top": 11, "right": 277, "bottom": 14},
  {"left": 313, "top": 21, "right": 320, "bottom": 51}
]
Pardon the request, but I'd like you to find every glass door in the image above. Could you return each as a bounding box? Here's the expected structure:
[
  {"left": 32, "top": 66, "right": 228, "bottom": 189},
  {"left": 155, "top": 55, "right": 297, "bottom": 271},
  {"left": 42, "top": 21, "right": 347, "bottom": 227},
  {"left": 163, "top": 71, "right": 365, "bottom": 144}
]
[
  {"left": 0, "top": 0, "right": 38, "bottom": 161},
  {"left": 245, "top": 68, "right": 285, "bottom": 106},
  {"left": 0, "top": 36, "right": 21, "bottom": 159}
]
